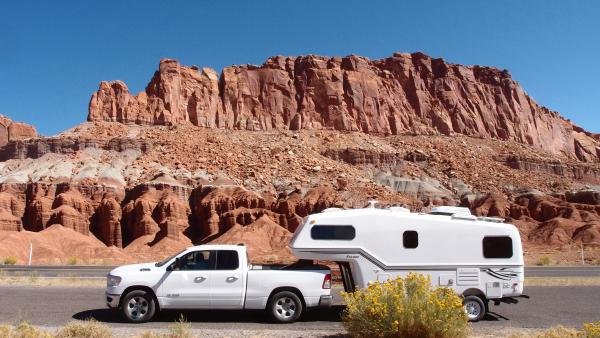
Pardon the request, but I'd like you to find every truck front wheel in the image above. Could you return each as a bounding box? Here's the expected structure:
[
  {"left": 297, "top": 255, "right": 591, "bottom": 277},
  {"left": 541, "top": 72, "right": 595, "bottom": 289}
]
[
  {"left": 267, "top": 291, "right": 303, "bottom": 323},
  {"left": 121, "top": 290, "right": 156, "bottom": 323}
]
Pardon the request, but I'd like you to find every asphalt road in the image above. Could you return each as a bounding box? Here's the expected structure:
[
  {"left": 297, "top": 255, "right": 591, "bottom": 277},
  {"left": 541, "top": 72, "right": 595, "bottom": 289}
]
[
  {"left": 0, "top": 285, "right": 599, "bottom": 330},
  {"left": 525, "top": 266, "right": 600, "bottom": 278},
  {"left": 2, "top": 265, "right": 600, "bottom": 278}
]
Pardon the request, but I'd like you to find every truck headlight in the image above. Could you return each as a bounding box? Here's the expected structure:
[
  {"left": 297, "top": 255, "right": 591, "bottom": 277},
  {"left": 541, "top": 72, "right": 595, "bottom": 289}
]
[{"left": 107, "top": 275, "right": 122, "bottom": 287}]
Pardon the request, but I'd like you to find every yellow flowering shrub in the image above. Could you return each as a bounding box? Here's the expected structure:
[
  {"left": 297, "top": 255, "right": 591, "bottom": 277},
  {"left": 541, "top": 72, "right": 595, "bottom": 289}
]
[
  {"left": 583, "top": 321, "right": 600, "bottom": 338},
  {"left": 342, "top": 273, "right": 469, "bottom": 338}
]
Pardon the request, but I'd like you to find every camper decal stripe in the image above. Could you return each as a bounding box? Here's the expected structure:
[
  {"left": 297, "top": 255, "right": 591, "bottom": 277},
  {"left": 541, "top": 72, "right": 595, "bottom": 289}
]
[
  {"left": 297, "top": 249, "right": 523, "bottom": 271},
  {"left": 483, "top": 268, "right": 518, "bottom": 281}
]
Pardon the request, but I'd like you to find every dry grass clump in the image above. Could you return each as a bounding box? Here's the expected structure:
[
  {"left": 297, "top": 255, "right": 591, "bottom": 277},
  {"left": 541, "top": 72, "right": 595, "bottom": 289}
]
[
  {"left": 2, "top": 256, "right": 18, "bottom": 265},
  {"left": 342, "top": 273, "right": 469, "bottom": 338},
  {"left": 165, "top": 315, "right": 193, "bottom": 338},
  {"left": 0, "top": 325, "right": 12, "bottom": 337},
  {"left": 536, "top": 255, "right": 551, "bottom": 266},
  {"left": 0, "top": 276, "right": 105, "bottom": 287},
  {"left": 136, "top": 332, "right": 163, "bottom": 338},
  {"left": 525, "top": 277, "right": 600, "bottom": 286},
  {"left": 583, "top": 320, "right": 600, "bottom": 337},
  {"left": 508, "top": 326, "right": 580, "bottom": 338},
  {"left": 54, "top": 319, "right": 112, "bottom": 338},
  {"left": 65, "top": 257, "right": 78, "bottom": 266},
  {"left": 2, "top": 321, "right": 53, "bottom": 338},
  {"left": 508, "top": 321, "right": 600, "bottom": 338},
  {"left": 135, "top": 315, "right": 194, "bottom": 338}
]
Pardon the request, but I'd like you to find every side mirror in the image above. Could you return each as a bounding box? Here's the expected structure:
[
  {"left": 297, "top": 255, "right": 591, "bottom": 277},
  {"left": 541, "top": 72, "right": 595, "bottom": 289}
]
[{"left": 167, "top": 257, "right": 181, "bottom": 271}]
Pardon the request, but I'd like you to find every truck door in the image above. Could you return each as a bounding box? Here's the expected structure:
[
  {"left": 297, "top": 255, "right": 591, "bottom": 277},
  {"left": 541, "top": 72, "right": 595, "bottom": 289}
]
[
  {"left": 210, "top": 250, "right": 244, "bottom": 309},
  {"left": 158, "top": 250, "right": 215, "bottom": 308}
]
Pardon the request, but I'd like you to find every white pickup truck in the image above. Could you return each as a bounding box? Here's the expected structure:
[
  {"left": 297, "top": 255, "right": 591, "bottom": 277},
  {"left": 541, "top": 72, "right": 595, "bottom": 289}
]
[{"left": 105, "top": 244, "right": 332, "bottom": 323}]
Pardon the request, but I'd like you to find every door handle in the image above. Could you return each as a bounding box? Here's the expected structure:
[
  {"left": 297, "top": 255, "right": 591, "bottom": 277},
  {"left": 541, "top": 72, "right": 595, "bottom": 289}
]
[
  {"left": 194, "top": 276, "right": 207, "bottom": 283},
  {"left": 227, "top": 276, "right": 240, "bottom": 282}
]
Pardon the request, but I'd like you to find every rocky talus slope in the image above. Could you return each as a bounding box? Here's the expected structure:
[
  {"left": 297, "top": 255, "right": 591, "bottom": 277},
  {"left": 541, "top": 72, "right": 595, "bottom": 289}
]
[{"left": 0, "top": 52, "right": 599, "bottom": 264}]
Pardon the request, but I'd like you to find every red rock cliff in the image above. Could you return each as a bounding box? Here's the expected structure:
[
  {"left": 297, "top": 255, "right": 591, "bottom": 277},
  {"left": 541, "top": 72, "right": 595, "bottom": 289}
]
[
  {"left": 88, "top": 52, "right": 600, "bottom": 162},
  {"left": 0, "top": 115, "right": 37, "bottom": 147}
]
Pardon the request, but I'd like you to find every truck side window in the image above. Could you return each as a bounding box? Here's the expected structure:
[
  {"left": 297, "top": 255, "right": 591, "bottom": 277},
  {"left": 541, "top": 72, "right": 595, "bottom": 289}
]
[
  {"left": 177, "top": 250, "right": 216, "bottom": 270},
  {"left": 216, "top": 250, "right": 239, "bottom": 270},
  {"left": 311, "top": 225, "right": 355, "bottom": 240},
  {"left": 403, "top": 231, "right": 418, "bottom": 248},
  {"left": 483, "top": 236, "right": 513, "bottom": 258}
]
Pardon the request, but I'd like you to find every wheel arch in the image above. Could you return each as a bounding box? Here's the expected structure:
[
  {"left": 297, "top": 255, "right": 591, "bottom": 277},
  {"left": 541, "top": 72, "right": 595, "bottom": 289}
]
[
  {"left": 462, "top": 288, "right": 486, "bottom": 300},
  {"left": 267, "top": 286, "right": 306, "bottom": 310},
  {"left": 119, "top": 285, "right": 160, "bottom": 311}
]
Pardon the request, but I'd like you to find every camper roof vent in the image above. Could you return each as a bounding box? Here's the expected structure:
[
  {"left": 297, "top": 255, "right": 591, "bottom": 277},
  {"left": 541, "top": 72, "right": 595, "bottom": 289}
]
[
  {"left": 429, "top": 206, "right": 472, "bottom": 216},
  {"left": 477, "top": 216, "right": 505, "bottom": 223},
  {"left": 388, "top": 206, "right": 410, "bottom": 213},
  {"left": 451, "top": 213, "right": 477, "bottom": 221},
  {"left": 322, "top": 208, "right": 342, "bottom": 213}
]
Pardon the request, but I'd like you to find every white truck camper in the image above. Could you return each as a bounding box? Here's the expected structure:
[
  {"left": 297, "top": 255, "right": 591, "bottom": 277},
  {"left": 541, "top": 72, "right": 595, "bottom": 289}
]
[{"left": 289, "top": 204, "right": 529, "bottom": 321}]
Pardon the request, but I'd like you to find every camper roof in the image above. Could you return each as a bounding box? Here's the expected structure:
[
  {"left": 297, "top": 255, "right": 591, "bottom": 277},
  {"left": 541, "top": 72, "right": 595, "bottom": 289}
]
[{"left": 429, "top": 206, "right": 472, "bottom": 216}]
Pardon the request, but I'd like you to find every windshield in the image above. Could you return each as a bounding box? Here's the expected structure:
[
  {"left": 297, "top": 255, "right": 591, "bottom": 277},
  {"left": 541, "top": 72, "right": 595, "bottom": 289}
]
[{"left": 155, "top": 249, "right": 186, "bottom": 267}]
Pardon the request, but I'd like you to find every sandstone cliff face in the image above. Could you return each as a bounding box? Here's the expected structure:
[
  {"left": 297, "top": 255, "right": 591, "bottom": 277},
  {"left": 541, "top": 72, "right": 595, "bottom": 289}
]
[
  {"left": 88, "top": 60, "right": 222, "bottom": 126},
  {"left": 0, "top": 115, "right": 37, "bottom": 148},
  {"left": 87, "top": 53, "right": 600, "bottom": 162}
]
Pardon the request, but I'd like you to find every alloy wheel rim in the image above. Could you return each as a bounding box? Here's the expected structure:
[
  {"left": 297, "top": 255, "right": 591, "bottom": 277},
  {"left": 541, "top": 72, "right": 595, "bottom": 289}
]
[
  {"left": 127, "top": 296, "right": 149, "bottom": 320},
  {"left": 274, "top": 296, "right": 296, "bottom": 319},
  {"left": 464, "top": 300, "right": 481, "bottom": 320}
]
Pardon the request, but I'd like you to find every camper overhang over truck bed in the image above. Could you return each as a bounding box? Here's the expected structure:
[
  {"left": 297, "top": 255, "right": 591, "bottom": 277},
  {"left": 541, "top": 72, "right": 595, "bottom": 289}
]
[{"left": 289, "top": 205, "right": 528, "bottom": 322}]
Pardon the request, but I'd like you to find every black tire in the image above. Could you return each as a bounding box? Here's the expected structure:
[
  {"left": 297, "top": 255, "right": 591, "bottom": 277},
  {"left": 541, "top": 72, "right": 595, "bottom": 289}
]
[
  {"left": 267, "top": 291, "right": 303, "bottom": 323},
  {"left": 463, "top": 295, "right": 486, "bottom": 322},
  {"left": 120, "top": 290, "right": 157, "bottom": 323}
]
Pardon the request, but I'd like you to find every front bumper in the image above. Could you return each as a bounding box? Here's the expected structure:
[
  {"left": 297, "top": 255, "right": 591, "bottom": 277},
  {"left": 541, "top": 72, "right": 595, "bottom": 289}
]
[
  {"left": 106, "top": 292, "right": 121, "bottom": 308},
  {"left": 319, "top": 295, "right": 333, "bottom": 307}
]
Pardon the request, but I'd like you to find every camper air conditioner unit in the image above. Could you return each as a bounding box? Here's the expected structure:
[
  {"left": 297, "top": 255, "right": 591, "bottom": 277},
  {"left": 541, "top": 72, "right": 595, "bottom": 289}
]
[
  {"left": 451, "top": 213, "right": 477, "bottom": 221},
  {"left": 429, "top": 206, "right": 472, "bottom": 216},
  {"left": 477, "top": 216, "right": 505, "bottom": 223}
]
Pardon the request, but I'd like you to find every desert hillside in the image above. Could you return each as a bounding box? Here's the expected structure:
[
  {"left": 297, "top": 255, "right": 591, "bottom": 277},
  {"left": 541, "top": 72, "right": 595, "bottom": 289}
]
[{"left": 1, "top": 52, "right": 599, "bottom": 265}]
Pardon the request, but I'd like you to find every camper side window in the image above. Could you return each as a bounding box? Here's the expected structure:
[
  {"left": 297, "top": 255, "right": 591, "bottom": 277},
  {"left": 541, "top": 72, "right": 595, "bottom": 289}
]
[
  {"left": 311, "top": 225, "right": 355, "bottom": 240},
  {"left": 482, "top": 236, "right": 513, "bottom": 258},
  {"left": 403, "top": 231, "right": 418, "bottom": 248}
]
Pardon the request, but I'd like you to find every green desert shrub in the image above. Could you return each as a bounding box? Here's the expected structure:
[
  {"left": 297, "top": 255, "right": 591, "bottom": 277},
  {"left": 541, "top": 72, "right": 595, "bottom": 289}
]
[{"left": 342, "top": 273, "right": 469, "bottom": 338}]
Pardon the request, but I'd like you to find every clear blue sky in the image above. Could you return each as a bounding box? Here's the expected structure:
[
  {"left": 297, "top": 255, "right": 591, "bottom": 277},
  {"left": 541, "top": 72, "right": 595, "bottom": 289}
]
[{"left": 1, "top": 1, "right": 598, "bottom": 136}]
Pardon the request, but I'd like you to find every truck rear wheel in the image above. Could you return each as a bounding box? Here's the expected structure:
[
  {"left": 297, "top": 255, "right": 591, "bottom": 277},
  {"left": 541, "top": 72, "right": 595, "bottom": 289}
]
[
  {"left": 267, "top": 291, "right": 303, "bottom": 323},
  {"left": 121, "top": 290, "right": 156, "bottom": 323},
  {"left": 463, "top": 295, "right": 486, "bottom": 322}
]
